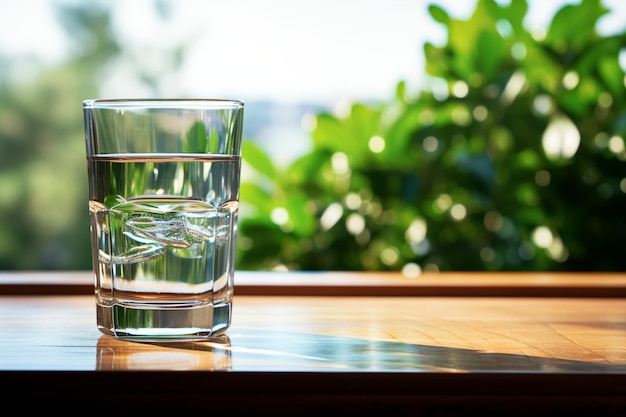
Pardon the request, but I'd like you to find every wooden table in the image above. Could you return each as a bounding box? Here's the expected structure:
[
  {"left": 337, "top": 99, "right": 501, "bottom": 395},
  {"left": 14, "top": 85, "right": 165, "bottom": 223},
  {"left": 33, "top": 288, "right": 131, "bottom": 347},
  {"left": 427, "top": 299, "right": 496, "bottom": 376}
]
[{"left": 1, "top": 271, "right": 625, "bottom": 415}]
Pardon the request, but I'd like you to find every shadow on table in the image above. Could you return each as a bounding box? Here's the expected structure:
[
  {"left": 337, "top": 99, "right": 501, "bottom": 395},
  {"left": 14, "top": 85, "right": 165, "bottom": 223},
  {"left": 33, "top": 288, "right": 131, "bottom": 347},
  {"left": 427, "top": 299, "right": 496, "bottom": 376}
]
[{"left": 96, "top": 328, "right": 626, "bottom": 373}]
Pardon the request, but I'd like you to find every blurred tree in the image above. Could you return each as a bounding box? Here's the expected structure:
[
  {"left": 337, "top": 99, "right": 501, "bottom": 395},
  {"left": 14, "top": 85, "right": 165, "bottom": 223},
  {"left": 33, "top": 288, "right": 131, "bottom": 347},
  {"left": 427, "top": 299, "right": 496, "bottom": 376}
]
[
  {"left": 0, "top": 1, "right": 183, "bottom": 269},
  {"left": 237, "top": 0, "right": 626, "bottom": 272}
]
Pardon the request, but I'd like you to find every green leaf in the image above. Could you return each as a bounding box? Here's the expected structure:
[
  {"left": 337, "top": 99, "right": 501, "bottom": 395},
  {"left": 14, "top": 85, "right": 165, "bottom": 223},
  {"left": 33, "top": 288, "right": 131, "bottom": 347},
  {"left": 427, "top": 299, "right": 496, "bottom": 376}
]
[
  {"left": 558, "top": 90, "right": 588, "bottom": 117},
  {"left": 240, "top": 182, "right": 273, "bottom": 215},
  {"left": 475, "top": 30, "right": 504, "bottom": 78},
  {"left": 507, "top": 0, "right": 528, "bottom": 32},
  {"left": 598, "top": 56, "right": 625, "bottom": 97},
  {"left": 206, "top": 127, "right": 219, "bottom": 153},
  {"left": 285, "top": 193, "right": 316, "bottom": 237},
  {"left": 312, "top": 113, "right": 345, "bottom": 150},
  {"left": 428, "top": 4, "right": 450, "bottom": 25},
  {"left": 516, "top": 206, "right": 546, "bottom": 224},
  {"left": 513, "top": 149, "right": 541, "bottom": 170},
  {"left": 184, "top": 121, "right": 207, "bottom": 153},
  {"left": 385, "top": 103, "right": 424, "bottom": 158},
  {"left": 546, "top": 0, "right": 606, "bottom": 48},
  {"left": 348, "top": 103, "right": 379, "bottom": 145},
  {"left": 424, "top": 43, "right": 449, "bottom": 77},
  {"left": 287, "top": 150, "right": 329, "bottom": 185},
  {"left": 484, "top": 0, "right": 527, "bottom": 34},
  {"left": 395, "top": 80, "right": 406, "bottom": 102},
  {"left": 515, "top": 183, "right": 540, "bottom": 206},
  {"left": 242, "top": 141, "right": 275, "bottom": 179}
]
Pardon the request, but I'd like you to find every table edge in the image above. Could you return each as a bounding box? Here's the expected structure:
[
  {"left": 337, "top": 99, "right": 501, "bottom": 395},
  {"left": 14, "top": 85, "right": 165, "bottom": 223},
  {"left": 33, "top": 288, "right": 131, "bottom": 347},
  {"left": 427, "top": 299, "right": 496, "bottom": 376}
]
[{"left": 1, "top": 270, "right": 625, "bottom": 297}]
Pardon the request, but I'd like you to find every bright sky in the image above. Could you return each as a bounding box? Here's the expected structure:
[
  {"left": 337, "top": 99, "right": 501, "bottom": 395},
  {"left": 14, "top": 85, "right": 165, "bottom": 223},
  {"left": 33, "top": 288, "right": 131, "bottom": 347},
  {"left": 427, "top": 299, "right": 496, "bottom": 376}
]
[{"left": 0, "top": 0, "right": 625, "bottom": 105}]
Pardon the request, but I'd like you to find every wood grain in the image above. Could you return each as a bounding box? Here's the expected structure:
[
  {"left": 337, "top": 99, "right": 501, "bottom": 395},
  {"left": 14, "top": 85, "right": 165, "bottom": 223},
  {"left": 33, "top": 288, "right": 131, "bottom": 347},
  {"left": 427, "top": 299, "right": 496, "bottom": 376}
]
[
  {"left": 1, "top": 295, "right": 624, "bottom": 372},
  {"left": 0, "top": 272, "right": 625, "bottom": 414}
]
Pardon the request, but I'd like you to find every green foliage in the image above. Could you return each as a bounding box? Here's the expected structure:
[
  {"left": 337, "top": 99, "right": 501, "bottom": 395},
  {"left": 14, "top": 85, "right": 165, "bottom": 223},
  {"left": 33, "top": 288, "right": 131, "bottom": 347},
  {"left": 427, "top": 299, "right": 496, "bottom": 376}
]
[
  {"left": 0, "top": 2, "right": 183, "bottom": 270},
  {"left": 237, "top": 0, "right": 626, "bottom": 272},
  {"left": 1, "top": 0, "right": 624, "bottom": 273},
  {"left": 185, "top": 122, "right": 209, "bottom": 153}
]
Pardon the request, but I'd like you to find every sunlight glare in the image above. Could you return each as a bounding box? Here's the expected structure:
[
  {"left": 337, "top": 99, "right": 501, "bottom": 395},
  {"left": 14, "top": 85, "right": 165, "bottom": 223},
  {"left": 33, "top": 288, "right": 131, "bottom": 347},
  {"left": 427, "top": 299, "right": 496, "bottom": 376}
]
[
  {"left": 405, "top": 218, "right": 427, "bottom": 244},
  {"left": 331, "top": 152, "right": 350, "bottom": 175},
  {"left": 423, "top": 136, "right": 439, "bottom": 152},
  {"left": 368, "top": 136, "right": 385, "bottom": 153},
  {"left": 608, "top": 136, "right": 625, "bottom": 154},
  {"left": 402, "top": 262, "right": 422, "bottom": 278},
  {"left": 380, "top": 247, "right": 399, "bottom": 266},
  {"left": 562, "top": 71, "right": 579, "bottom": 90},
  {"left": 542, "top": 115, "right": 580, "bottom": 160},
  {"left": 434, "top": 194, "right": 453, "bottom": 213},
  {"left": 320, "top": 203, "right": 343, "bottom": 231},
  {"left": 344, "top": 192, "right": 362, "bottom": 210},
  {"left": 452, "top": 81, "right": 469, "bottom": 98},
  {"left": 500, "top": 71, "right": 526, "bottom": 106},
  {"left": 450, "top": 204, "right": 467, "bottom": 221},
  {"left": 532, "top": 94, "right": 554, "bottom": 116},
  {"left": 472, "top": 105, "right": 488, "bottom": 121},
  {"left": 532, "top": 226, "right": 553, "bottom": 248},
  {"left": 346, "top": 213, "right": 366, "bottom": 235}
]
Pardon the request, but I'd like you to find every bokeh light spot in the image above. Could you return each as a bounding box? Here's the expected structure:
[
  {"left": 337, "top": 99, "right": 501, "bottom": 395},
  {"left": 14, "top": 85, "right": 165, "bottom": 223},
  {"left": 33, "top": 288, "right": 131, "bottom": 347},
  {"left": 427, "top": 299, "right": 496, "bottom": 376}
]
[
  {"left": 402, "top": 262, "right": 422, "bottom": 278},
  {"left": 423, "top": 136, "right": 438, "bottom": 152},
  {"left": 368, "top": 135, "right": 385, "bottom": 153}
]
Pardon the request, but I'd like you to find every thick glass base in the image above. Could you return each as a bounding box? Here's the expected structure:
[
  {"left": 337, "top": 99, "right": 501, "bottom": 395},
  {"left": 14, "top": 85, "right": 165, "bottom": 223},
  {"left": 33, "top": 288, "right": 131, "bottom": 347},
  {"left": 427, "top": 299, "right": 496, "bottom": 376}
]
[{"left": 96, "top": 302, "right": 231, "bottom": 342}]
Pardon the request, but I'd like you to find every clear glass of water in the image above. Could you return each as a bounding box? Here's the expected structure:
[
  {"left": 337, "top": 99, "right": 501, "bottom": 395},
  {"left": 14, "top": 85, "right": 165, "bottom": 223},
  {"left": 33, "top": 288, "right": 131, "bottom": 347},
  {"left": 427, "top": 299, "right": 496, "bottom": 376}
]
[{"left": 83, "top": 98, "right": 244, "bottom": 341}]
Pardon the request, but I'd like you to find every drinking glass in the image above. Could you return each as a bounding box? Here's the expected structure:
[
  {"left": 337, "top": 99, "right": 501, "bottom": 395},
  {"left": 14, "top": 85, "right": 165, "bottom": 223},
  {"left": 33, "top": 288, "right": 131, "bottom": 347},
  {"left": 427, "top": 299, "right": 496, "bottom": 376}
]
[{"left": 83, "top": 98, "right": 244, "bottom": 341}]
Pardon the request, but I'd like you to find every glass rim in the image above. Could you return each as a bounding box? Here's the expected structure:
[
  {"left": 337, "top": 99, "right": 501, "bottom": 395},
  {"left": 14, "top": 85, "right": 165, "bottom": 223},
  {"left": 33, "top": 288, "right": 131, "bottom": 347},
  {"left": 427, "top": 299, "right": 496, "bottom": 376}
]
[{"left": 82, "top": 98, "right": 245, "bottom": 109}]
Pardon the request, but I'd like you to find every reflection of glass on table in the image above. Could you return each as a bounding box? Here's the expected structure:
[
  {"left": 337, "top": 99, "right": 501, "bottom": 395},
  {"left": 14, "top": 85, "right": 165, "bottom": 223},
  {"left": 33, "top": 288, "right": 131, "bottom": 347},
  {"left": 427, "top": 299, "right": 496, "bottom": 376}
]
[{"left": 96, "top": 335, "right": 232, "bottom": 371}]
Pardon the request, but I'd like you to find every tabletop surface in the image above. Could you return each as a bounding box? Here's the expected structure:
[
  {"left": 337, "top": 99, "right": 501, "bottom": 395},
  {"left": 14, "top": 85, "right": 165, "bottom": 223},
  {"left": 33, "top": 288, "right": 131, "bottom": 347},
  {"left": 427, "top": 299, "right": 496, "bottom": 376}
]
[
  {"left": 1, "top": 270, "right": 625, "bottom": 413},
  {"left": 2, "top": 294, "right": 625, "bottom": 373}
]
